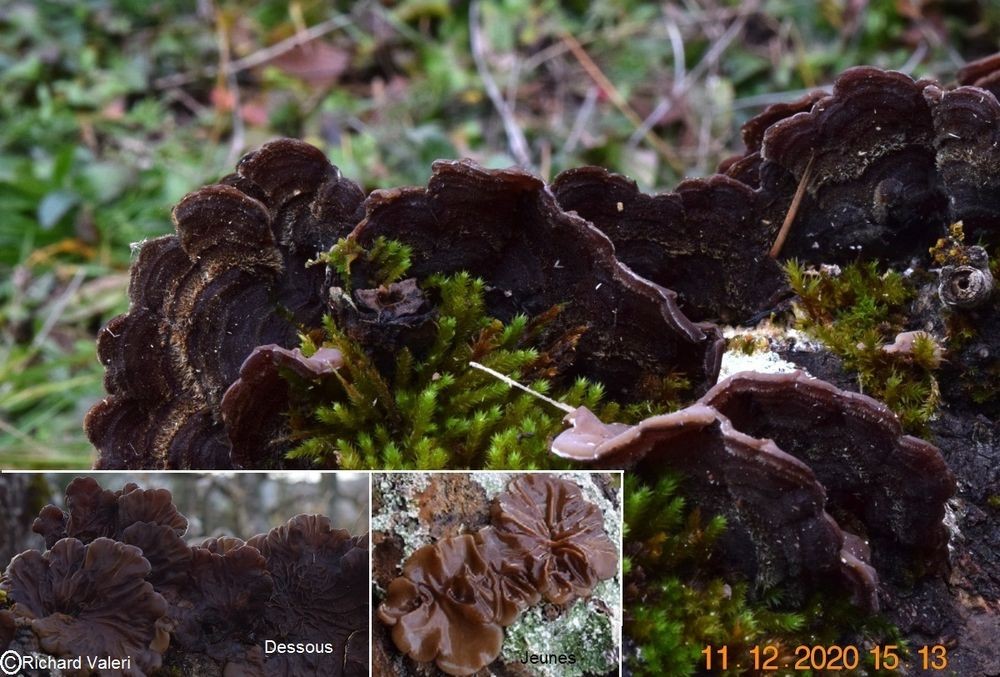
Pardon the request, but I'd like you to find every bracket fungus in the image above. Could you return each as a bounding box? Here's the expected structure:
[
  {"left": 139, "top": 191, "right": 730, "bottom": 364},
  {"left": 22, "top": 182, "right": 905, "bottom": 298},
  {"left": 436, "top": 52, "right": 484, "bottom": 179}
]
[
  {"left": 220, "top": 345, "right": 345, "bottom": 468},
  {"left": 85, "top": 139, "right": 365, "bottom": 469},
  {"left": 1, "top": 537, "right": 169, "bottom": 675},
  {"left": 348, "top": 160, "right": 723, "bottom": 402},
  {"left": 552, "top": 167, "right": 786, "bottom": 324},
  {"left": 700, "top": 371, "right": 955, "bottom": 575},
  {"left": 555, "top": 401, "right": 877, "bottom": 610},
  {"left": 328, "top": 277, "right": 439, "bottom": 373},
  {"left": 377, "top": 475, "right": 618, "bottom": 675},
  {"left": 378, "top": 534, "right": 511, "bottom": 676},
  {"left": 553, "top": 370, "right": 955, "bottom": 610}
]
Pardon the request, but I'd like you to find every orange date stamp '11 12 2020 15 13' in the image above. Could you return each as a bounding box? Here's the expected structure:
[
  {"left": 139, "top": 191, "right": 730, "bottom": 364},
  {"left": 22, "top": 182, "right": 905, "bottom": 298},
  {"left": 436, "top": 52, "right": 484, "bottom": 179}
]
[{"left": 702, "top": 643, "right": 949, "bottom": 672}]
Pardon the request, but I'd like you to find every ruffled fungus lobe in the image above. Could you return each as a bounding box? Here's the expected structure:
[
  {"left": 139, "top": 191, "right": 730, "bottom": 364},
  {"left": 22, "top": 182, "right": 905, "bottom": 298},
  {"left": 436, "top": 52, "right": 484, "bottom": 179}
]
[
  {"left": 171, "top": 542, "right": 272, "bottom": 661},
  {"left": 121, "top": 522, "right": 193, "bottom": 596},
  {"left": 32, "top": 477, "right": 187, "bottom": 548},
  {"left": 86, "top": 139, "right": 365, "bottom": 469},
  {"left": 377, "top": 534, "right": 509, "bottom": 676},
  {"left": 553, "top": 401, "right": 876, "bottom": 609},
  {"left": 487, "top": 475, "right": 618, "bottom": 605},
  {"left": 552, "top": 167, "right": 786, "bottom": 323},
  {"left": 246, "top": 515, "right": 368, "bottom": 676},
  {"left": 32, "top": 478, "right": 193, "bottom": 600},
  {"left": 348, "top": 160, "right": 724, "bottom": 401},
  {"left": 554, "top": 370, "right": 956, "bottom": 606},
  {"left": 1, "top": 538, "right": 169, "bottom": 675},
  {"left": 220, "top": 345, "right": 344, "bottom": 468},
  {"left": 378, "top": 475, "right": 619, "bottom": 674}
]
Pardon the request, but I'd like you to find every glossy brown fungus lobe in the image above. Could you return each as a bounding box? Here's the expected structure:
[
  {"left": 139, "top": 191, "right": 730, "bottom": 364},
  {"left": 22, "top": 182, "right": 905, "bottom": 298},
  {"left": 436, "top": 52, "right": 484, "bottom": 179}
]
[
  {"left": 246, "top": 515, "right": 369, "bottom": 676},
  {"left": 377, "top": 475, "right": 619, "bottom": 675},
  {"left": 377, "top": 534, "right": 509, "bottom": 676},
  {"left": 220, "top": 345, "right": 344, "bottom": 469},
  {"left": 1, "top": 538, "right": 169, "bottom": 675},
  {"left": 85, "top": 138, "right": 365, "bottom": 469},
  {"left": 487, "top": 474, "right": 618, "bottom": 604},
  {"left": 553, "top": 370, "right": 956, "bottom": 607},
  {"left": 348, "top": 159, "right": 724, "bottom": 402},
  {"left": 552, "top": 167, "right": 786, "bottom": 324},
  {"left": 553, "top": 400, "right": 876, "bottom": 609}
]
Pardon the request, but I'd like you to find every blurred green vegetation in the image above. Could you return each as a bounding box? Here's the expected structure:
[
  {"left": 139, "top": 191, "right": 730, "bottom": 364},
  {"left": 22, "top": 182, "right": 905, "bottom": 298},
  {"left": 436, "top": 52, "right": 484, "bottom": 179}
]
[{"left": 0, "top": 0, "right": 997, "bottom": 467}]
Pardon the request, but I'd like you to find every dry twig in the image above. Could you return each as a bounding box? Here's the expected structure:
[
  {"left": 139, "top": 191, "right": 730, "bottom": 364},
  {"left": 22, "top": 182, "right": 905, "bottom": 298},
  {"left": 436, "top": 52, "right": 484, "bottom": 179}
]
[
  {"left": 153, "top": 13, "right": 353, "bottom": 89},
  {"left": 561, "top": 31, "right": 683, "bottom": 173},
  {"left": 769, "top": 155, "right": 815, "bottom": 258},
  {"left": 469, "top": 1, "right": 533, "bottom": 168}
]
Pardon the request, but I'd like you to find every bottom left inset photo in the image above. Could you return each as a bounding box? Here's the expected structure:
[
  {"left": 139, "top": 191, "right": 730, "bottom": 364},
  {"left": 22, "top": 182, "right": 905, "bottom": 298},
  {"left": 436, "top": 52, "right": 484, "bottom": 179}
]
[{"left": 0, "top": 472, "right": 370, "bottom": 677}]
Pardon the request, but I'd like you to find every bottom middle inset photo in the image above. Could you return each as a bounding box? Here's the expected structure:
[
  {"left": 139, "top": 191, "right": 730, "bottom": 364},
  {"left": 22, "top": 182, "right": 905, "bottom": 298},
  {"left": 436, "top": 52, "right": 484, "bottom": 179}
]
[{"left": 372, "top": 472, "right": 623, "bottom": 676}]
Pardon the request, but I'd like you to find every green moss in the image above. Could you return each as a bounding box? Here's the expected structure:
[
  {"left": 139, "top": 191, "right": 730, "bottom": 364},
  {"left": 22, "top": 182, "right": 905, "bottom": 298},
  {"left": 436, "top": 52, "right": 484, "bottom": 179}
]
[
  {"left": 288, "top": 239, "right": 662, "bottom": 469},
  {"left": 728, "top": 333, "right": 766, "bottom": 356},
  {"left": 312, "top": 235, "right": 412, "bottom": 294},
  {"left": 785, "top": 260, "right": 940, "bottom": 433},
  {"left": 929, "top": 221, "right": 970, "bottom": 266},
  {"left": 987, "top": 495, "right": 1000, "bottom": 510}
]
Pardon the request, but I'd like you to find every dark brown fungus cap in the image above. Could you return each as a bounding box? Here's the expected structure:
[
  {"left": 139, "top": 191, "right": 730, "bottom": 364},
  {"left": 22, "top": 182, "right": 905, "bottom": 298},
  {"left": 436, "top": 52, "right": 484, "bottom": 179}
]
[
  {"left": 925, "top": 84, "right": 1000, "bottom": 243},
  {"left": 220, "top": 345, "right": 344, "bottom": 468},
  {"left": 0, "top": 610, "right": 14, "bottom": 652},
  {"left": 739, "top": 90, "right": 830, "bottom": 158},
  {"left": 552, "top": 402, "right": 878, "bottom": 610},
  {"left": 377, "top": 534, "right": 508, "bottom": 676},
  {"left": 329, "top": 277, "right": 438, "bottom": 372},
  {"left": 86, "top": 139, "right": 365, "bottom": 469},
  {"left": 1, "top": 537, "right": 169, "bottom": 675},
  {"left": 0, "top": 610, "right": 17, "bottom": 652},
  {"left": 246, "top": 515, "right": 368, "bottom": 676},
  {"left": 33, "top": 477, "right": 187, "bottom": 547},
  {"left": 120, "top": 522, "right": 193, "bottom": 598},
  {"left": 200, "top": 535, "right": 250, "bottom": 555},
  {"left": 957, "top": 52, "right": 1000, "bottom": 100},
  {"left": 701, "top": 370, "right": 956, "bottom": 575},
  {"left": 32, "top": 504, "right": 68, "bottom": 549},
  {"left": 759, "top": 67, "right": 947, "bottom": 262},
  {"left": 348, "top": 159, "right": 723, "bottom": 401},
  {"left": 171, "top": 543, "right": 272, "bottom": 661},
  {"left": 487, "top": 475, "right": 618, "bottom": 605},
  {"left": 552, "top": 167, "right": 786, "bottom": 323}
]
